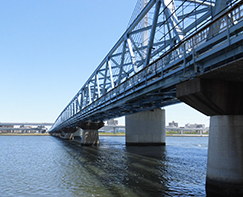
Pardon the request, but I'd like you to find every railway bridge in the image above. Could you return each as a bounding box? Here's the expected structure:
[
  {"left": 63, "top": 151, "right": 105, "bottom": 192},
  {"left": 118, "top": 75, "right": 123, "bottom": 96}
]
[{"left": 49, "top": 0, "right": 243, "bottom": 195}]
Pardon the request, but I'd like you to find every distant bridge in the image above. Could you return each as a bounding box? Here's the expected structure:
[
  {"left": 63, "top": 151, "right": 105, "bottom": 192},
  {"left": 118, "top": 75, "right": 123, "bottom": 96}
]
[
  {"left": 0, "top": 122, "right": 53, "bottom": 126},
  {"left": 0, "top": 128, "right": 46, "bottom": 131}
]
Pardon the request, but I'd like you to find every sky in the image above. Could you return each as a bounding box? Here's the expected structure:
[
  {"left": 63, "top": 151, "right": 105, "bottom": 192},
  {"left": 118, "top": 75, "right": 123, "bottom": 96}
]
[{"left": 0, "top": 0, "right": 209, "bottom": 127}]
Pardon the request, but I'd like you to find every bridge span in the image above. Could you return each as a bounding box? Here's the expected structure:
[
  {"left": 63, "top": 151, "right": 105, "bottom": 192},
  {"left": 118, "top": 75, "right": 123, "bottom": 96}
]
[{"left": 49, "top": 0, "right": 243, "bottom": 196}]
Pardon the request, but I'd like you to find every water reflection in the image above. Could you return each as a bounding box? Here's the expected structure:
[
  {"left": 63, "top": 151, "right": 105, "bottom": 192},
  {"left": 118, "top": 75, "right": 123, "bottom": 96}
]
[
  {"left": 0, "top": 136, "right": 207, "bottom": 196},
  {"left": 53, "top": 136, "right": 207, "bottom": 196},
  {"left": 124, "top": 146, "right": 169, "bottom": 196}
]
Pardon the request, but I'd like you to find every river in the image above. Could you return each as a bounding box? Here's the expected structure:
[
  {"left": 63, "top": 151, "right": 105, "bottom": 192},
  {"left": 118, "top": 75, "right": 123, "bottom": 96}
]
[{"left": 0, "top": 136, "right": 208, "bottom": 196}]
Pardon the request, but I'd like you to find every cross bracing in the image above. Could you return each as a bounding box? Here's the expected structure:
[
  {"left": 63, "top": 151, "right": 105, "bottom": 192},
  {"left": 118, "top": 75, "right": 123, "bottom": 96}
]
[{"left": 50, "top": 0, "right": 243, "bottom": 132}]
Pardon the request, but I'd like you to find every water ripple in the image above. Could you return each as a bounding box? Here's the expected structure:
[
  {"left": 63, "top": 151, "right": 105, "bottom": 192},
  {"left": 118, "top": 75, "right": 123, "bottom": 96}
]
[{"left": 0, "top": 136, "right": 207, "bottom": 196}]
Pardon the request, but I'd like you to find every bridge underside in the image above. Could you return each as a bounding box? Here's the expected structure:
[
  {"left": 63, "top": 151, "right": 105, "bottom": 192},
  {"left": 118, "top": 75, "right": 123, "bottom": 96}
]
[{"left": 177, "top": 60, "right": 243, "bottom": 116}]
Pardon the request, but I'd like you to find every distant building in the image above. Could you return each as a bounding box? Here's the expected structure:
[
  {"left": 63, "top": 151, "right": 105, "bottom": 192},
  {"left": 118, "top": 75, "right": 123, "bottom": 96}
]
[
  {"left": 166, "top": 122, "right": 208, "bottom": 134},
  {"left": 37, "top": 125, "right": 47, "bottom": 133},
  {"left": 19, "top": 125, "right": 30, "bottom": 133},
  {"left": 168, "top": 121, "right": 178, "bottom": 127},
  {"left": 0, "top": 125, "right": 14, "bottom": 133},
  {"left": 107, "top": 119, "right": 118, "bottom": 126},
  {"left": 185, "top": 123, "right": 205, "bottom": 129},
  {"left": 20, "top": 125, "right": 32, "bottom": 128}
]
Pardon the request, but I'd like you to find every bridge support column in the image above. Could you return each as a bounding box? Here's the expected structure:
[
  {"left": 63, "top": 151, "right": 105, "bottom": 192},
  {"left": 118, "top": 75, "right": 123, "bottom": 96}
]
[
  {"left": 73, "top": 128, "right": 82, "bottom": 140},
  {"left": 177, "top": 78, "right": 243, "bottom": 196},
  {"left": 206, "top": 115, "right": 243, "bottom": 196},
  {"left": 61, "top": 127, "right": 79, "bottom": 140},
  {"left": 61, "top": 131, "right": 74, "bottom": 140},
  {"left": 125, "top": 108, "right": 165, "bottom": 146},
  {"left": 78, "top": 121, "right": 104, "bottom": 146}
]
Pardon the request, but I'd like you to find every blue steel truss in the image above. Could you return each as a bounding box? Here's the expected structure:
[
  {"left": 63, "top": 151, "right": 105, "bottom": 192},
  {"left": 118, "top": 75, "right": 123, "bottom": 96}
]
[{"left": 50, "top": 0, "right": 243, "bottom": 132}]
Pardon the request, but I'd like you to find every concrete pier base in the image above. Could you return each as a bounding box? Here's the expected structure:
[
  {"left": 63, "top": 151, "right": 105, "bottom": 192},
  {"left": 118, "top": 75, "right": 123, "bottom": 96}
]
[
  {"left": 125, "top": 108, "right": 165, "bottom": 146},
  {"left": 73, "top": 128, "right": 82, "bottom": 140},
  {"left": 81, "top": 130, "right": 99, "bottom": 146},
  {"left": 206, "top": 115, "right": 243, "bottom": 196},
  {"left": 61, "top": 132, "right": 74, "bottom": 140},
  {"left": 79, "top": 121, "right": 104, "bottom": 146}
]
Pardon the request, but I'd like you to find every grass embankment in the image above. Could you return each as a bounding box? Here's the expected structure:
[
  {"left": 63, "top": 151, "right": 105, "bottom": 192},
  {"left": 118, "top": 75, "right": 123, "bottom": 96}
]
[{"left": 0, "top": 133, "right": 50, "bottom": 136}]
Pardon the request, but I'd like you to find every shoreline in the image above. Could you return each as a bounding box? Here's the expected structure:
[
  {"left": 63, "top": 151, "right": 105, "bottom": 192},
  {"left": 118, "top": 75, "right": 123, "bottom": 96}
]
[
  {"left": 0, "top": 133, "right": 50, "bottom": 136},
  {"left": 100, "top": 134, "right": 208, "bottom": 137},
  {"left": 0, "top": 133, "right": 208, "bottom": 137},
  {"left": 166, "top": 134, "right": 208, "bottom": 137}
]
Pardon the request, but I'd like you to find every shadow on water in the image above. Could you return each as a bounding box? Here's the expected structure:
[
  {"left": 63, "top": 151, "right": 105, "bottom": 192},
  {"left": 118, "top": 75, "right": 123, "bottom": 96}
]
[
  {"left": 52, "top": 136, "right": 207, "bottom": 197},
  {"left": 124, "top": 146, "right": 170, "bottom": 197}
]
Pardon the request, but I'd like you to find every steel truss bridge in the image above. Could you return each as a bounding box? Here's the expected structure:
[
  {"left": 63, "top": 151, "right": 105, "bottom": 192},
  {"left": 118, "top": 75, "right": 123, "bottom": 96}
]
[{"left": 50, "top": 0, "right": 243, "bottom": 132}]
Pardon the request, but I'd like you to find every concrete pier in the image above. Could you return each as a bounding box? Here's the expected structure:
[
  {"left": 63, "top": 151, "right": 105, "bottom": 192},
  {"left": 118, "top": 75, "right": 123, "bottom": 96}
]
[
  {"left": 177, "top": 78, "right": 243, "bottom": 196},
  {"left": 78, "top": 121, "right": 104, "bottom": 146},
  {"left": 125, "top": 108, "right": 165, "bottom": 146},
  {"left": 73, "top": 128, "right": 82, "bottom": 140},
  {"left": 60, "top": 132, "right": 74, "bottom": 140},
  {"left": 206, "top": 115, "right": 243, "bottom": 196}
]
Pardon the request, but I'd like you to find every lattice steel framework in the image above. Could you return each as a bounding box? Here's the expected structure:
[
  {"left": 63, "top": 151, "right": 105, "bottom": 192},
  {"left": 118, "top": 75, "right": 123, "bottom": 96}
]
[{"left": 50, "top": 0, "right": 242, "bottom": 132}]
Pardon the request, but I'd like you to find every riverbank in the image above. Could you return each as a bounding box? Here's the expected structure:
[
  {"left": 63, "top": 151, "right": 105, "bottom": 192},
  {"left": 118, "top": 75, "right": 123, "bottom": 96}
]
[
  {"left": 166, "top": 134, "right": 208, "bottom": 137},
  {"left": 100, "top": 134, "right": 209, "bottom": 137},
  {"left": 0, "top": 133, "right": 50, "bottom": 136},
  {"left": 0, "top": 133, "right": 208, "bottom": 137},
  {"left": 99, "top": 133, "right": 208, "bottom": 137},
  {"left": 99, "top": 132, "right": 125, "bottom": 136}
]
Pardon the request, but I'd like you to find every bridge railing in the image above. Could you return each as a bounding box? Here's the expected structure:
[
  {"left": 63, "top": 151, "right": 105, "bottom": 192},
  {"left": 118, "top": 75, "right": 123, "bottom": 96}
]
[{"left": 50, "top": 0, "right": 243, "bottom": 132}]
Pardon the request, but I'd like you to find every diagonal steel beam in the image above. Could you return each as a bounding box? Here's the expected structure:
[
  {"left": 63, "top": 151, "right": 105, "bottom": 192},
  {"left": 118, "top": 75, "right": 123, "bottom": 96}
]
[
  {"left": 127, "top": 36, "right": 138, "bottom": 73},
  {"left": 144, "top": 0, "right": 162, "bottom": 67}
]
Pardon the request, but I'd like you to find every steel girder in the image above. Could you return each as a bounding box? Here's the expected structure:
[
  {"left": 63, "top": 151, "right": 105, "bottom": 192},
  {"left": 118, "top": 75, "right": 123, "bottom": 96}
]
[{"left": 50, "top": 0, "right": 241, "bottom": 132}]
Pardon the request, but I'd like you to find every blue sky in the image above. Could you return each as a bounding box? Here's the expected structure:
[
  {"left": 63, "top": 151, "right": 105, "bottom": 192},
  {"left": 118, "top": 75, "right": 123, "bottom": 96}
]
[{"left": 0, "top": 0, "right": 209, "bottom": 127}]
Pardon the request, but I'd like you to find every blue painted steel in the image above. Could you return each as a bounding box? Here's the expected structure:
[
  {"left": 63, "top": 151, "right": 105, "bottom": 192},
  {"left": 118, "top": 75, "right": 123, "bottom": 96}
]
[{"left": 50, "top": 0, "right": 243, "bottom": 132}]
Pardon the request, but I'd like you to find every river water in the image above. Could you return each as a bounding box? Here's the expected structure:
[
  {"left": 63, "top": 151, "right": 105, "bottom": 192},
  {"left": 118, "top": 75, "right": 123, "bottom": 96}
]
[{"left": 0, "top": 136, "right": 208, "bottom": 196}]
